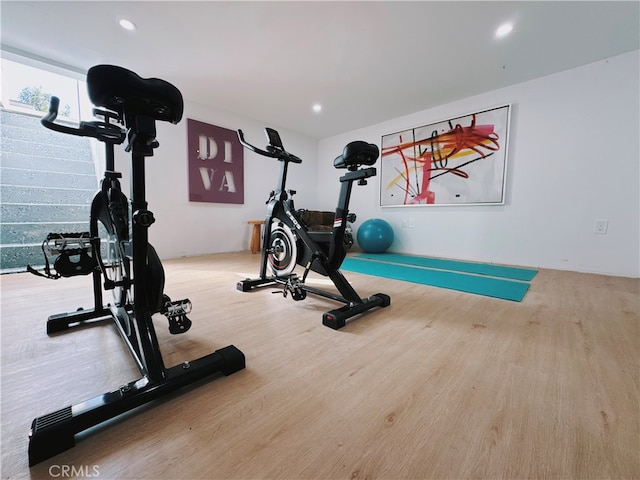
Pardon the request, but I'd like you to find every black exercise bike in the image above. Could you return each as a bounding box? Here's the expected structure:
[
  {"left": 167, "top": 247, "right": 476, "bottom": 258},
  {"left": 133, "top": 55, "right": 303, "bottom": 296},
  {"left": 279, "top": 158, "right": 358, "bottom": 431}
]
[
  {"left": 236, "top": 128, "right": 390, "bottom": 329},
  {"left": 27, "top": 65, "right": 245, "bottom": 466}
]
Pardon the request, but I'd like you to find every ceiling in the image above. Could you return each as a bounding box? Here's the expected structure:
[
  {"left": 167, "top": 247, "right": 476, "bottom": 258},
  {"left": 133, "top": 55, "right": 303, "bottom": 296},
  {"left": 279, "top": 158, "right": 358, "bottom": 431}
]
[{"left": 2, "top": 1, "right": 639, "bottom": 139}]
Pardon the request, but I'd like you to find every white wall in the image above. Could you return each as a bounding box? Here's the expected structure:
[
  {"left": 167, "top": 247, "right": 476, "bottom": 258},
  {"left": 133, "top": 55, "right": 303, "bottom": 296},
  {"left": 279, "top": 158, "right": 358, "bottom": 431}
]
[
  {"left": 117, "top": 102, "right": 319, "bottom": 259},
  {"left": 318, "top": 51, "right": 640, "bottom": 278},
  {"left": 117, "top": 51, "right": 639, "bottom": 278}
]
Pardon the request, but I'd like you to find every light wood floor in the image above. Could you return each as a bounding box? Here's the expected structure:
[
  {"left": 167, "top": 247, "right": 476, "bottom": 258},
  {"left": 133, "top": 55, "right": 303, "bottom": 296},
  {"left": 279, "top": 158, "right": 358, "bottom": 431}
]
[{"left": 1, "top": 252, "right": 638, "bottom": 480}]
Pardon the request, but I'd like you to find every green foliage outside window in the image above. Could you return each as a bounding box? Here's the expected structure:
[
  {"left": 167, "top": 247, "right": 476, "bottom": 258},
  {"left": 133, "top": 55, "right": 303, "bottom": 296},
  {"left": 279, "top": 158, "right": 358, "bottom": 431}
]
[{"left": 17, "top": 85, "right": 72, "bottom": 117}]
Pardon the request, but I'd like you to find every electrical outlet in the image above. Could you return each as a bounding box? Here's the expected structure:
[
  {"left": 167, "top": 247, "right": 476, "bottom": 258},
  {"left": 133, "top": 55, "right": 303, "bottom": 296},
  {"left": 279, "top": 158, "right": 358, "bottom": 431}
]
[
  {"left": 594, "top": 219, "right": 608, "bottom": 234},
  {"left": 409, "top": 217, "right": 415, "bottom": 228},
  {"left": 402, "top": 218, "right": 408, "bottom": 228}
]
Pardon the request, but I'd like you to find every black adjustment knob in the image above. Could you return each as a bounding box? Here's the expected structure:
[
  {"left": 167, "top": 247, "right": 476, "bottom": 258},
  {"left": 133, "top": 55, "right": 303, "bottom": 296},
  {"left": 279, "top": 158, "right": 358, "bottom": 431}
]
[{"left": 133, "top": 210, "right": 155, "bottom": 227}]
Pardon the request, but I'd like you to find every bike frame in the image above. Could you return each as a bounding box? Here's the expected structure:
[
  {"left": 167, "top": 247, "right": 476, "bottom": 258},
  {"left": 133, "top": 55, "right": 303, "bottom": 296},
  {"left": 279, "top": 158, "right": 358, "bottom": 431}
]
[
  {"left": 28, "top": 66, "right": 245, "bottom": 466},
  {"left": 237, "top": 128, "right": 390, "bottom": 329}
]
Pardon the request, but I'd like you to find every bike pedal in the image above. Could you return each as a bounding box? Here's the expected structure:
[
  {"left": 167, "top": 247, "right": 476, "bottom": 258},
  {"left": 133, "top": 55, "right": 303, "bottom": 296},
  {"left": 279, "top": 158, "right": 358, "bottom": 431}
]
[
  {"left": 292, "top": 288, "right": 306, "bottom": 301},
  {"left": 162, "top": 298, "right": 193, "bottom": 334},
  {"left": 168, "top": 315, "right": 192, "bottom": 335}
]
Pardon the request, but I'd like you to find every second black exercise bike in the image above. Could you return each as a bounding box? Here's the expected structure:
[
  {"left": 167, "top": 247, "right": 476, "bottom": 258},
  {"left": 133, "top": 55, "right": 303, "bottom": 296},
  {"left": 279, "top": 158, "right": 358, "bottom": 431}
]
[{"left": 236, "top": 128, "right": 390, "bottom": 329}]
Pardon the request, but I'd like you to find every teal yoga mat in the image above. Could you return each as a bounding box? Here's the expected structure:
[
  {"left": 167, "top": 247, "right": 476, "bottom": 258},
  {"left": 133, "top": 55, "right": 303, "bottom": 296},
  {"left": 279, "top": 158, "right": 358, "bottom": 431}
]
[
  {"left": 341, "top": 257, "right": 531, "bottom": 302},
  {"left": 355, "top": 253, "right": 538, "bottom": 281}
]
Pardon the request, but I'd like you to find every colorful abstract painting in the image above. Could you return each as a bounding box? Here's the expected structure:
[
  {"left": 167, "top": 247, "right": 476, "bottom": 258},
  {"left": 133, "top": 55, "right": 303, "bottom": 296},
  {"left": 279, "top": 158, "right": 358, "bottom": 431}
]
[{"left": 380, "top": 105, "right": 510, "bottom": 206}]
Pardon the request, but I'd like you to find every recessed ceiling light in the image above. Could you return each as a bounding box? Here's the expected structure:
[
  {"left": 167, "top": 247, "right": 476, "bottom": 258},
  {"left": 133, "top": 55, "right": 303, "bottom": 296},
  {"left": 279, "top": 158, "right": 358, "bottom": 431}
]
[
  {"left": 119, "top": 19, "right": 137, "bottom": 31},
  {"left": 312, "top": 104, "right": 322, "bottom": 113},
  {"left": 495, "top": 23, "right": 513, "bottom": 39}
]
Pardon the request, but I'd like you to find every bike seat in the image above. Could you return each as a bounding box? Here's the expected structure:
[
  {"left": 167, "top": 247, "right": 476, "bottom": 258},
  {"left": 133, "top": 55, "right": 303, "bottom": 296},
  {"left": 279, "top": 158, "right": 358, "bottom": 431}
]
[
  {"left": 86, "top": 65, "right": 183, "bottom": 124},
  {"left": 333, "top": 141, "right": 379, "bottom": 169}
]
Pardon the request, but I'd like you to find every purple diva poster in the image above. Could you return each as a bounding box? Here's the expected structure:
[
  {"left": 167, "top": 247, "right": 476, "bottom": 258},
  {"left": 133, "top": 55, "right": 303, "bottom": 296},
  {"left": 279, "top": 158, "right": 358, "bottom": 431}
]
[{"left": 187, "top": 118, "right": 244, "bottom": 204}]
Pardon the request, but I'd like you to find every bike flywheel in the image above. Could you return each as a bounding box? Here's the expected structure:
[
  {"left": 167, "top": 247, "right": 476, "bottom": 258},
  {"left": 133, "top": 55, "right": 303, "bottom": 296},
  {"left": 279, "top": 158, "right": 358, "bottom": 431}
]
[{"left": 267, "top": 221, "right": 298, "bottom": 277}]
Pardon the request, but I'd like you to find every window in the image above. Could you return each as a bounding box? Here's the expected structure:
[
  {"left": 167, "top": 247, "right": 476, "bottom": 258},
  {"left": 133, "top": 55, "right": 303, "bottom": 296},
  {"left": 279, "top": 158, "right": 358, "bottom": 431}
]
[
  {"left": 1, "top": 57, "right": 91, "bottom": 120},
  {"left": 1, "top": 54, "right": 99, "bottom": 273}
]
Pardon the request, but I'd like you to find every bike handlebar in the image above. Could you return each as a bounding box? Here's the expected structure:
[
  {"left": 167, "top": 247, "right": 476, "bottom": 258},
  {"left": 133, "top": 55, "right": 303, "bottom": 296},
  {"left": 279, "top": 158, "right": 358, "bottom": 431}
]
[
  {"left": 237, "top": 129, "right": 302, "bottom": 164},
  {"left": 41, "top": 96, "right": 126, "bottom": 144},
  {"left": 41, "top": 96, "right": 74, "bottom": 135}
]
